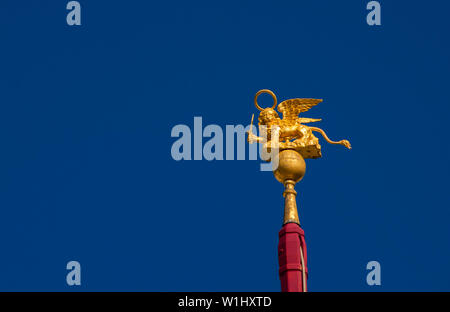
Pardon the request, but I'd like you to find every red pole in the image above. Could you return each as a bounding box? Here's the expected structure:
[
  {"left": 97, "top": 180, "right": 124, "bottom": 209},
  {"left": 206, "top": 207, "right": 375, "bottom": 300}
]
[{"left": 278, "top": 223, "right": 308, "bottom": 292}]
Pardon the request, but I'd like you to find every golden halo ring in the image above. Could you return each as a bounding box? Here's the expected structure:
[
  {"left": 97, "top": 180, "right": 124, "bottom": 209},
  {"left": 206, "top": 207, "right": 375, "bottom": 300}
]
[{"left": 254, "top": 89, "right": 277, "bottom": 111}]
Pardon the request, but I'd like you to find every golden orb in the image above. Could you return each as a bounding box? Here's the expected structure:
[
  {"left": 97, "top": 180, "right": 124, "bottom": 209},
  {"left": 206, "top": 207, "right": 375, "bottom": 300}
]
[{"left": 273, "top": 149, "right": 306, "bottom": 183}]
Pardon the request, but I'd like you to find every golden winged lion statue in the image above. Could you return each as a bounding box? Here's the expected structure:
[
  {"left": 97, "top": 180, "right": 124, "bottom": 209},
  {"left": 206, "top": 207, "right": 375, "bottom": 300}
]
[{"left": 247, "top": 89, "right": 351, "bottom": 159}]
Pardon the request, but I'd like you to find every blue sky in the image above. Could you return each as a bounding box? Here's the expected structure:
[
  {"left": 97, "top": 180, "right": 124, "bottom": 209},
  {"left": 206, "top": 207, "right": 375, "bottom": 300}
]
[{"left": 0, "top": 1, "right": 449, "bottom": 291}]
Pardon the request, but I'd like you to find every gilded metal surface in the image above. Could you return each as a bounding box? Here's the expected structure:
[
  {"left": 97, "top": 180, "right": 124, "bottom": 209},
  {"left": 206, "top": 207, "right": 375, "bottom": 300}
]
[
  {"left": 248, "top": 89, "right": 351, "bottom": 159},
  {"left": 283, "top": 180, "right": 300, "bottom": 224},
  {"left": 247, "top": 89, "right": 351, "bottom": 225},
  {"left": 273, "top": 149, "right": 306, "bottom": 184},
  {"left": 273, "top": 150, "right": 305, "bottom": 225}
]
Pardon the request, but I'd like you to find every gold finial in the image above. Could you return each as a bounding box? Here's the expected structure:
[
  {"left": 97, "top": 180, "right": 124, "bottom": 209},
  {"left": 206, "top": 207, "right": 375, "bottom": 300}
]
[
  {"left": 247, "top": 89, "right": 351, "bottom": 225},
  {"left": 273, "top": 150, "right": 306, "bottom": 224}
]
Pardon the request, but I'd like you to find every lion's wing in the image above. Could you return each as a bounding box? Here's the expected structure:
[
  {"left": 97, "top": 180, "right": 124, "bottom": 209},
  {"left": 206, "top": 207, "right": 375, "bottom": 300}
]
[{"left": 277, "top": 98, "right": 323, "bottom": 122}]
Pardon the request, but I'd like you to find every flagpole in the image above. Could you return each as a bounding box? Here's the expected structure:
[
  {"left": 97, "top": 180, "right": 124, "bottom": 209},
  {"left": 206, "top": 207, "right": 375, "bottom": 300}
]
[
  {"left": 278, "top": 223, "right": 307, "bottom": 292},
  {"left": 273, "top": 149, "right": 308, "bottom": 292},
  {"left": 247, "top": 89, "right": 351, "bottom": 292}
]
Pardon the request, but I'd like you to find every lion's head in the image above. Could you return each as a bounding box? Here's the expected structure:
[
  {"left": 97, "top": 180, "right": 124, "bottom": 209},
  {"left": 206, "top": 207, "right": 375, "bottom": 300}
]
[{"left": 258, "top": 108, "right": 280, "bottom": 125}]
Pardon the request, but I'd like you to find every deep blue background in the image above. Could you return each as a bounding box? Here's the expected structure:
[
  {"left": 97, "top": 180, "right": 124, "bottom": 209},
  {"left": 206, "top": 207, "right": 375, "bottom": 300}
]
[{"left": 0, "top": 1, "right": 449, "bottom": 291}]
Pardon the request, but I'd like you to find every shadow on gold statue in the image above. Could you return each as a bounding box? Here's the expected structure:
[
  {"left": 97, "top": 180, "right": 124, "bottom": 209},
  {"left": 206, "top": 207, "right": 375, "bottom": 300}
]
[{"left": 247, "top": 89, "right": 351, "bottom": 159}]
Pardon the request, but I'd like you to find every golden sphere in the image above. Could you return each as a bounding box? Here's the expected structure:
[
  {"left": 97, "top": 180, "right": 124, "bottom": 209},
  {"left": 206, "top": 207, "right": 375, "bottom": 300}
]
[{"left": 273, "top": 149, "right": 306, "bottom": 183}]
